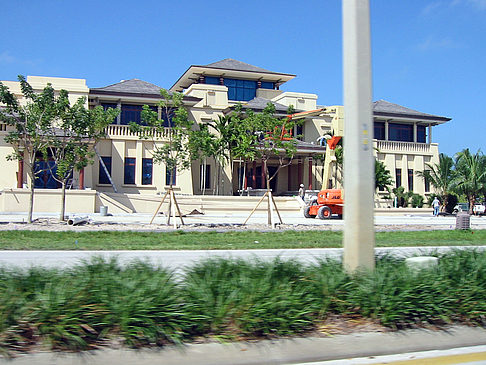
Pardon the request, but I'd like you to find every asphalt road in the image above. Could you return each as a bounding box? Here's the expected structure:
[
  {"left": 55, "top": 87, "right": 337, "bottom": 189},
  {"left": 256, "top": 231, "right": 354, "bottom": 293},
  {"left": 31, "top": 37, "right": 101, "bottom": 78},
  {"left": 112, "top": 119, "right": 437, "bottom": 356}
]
[{"left": 1, "top": 246, "right": 485, "bottom": 272}]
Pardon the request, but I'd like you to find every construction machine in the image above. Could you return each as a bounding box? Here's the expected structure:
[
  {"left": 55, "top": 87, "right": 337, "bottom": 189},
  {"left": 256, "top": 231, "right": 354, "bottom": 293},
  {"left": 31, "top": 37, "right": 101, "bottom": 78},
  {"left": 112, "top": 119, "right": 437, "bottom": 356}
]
[{"left": 286, "top": 106, "right": 345, "bottom": 219}]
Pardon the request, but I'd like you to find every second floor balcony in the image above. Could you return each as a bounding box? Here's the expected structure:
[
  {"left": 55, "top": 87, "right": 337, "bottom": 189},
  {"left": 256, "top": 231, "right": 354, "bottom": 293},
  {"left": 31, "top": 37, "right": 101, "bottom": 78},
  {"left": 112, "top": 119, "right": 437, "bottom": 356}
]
[
  {"left": 375, "top": 139, "right": 436, "bottom": 155},
  {"left": 104, "top": 124, "right": 172, "bottom": 141}
]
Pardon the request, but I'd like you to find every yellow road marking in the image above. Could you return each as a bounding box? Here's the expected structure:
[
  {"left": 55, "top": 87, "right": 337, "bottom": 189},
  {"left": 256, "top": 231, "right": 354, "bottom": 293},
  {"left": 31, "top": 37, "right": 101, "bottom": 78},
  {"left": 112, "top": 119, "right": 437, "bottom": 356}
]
[{"left": 377, "top": 351, "right": 486, "bottom": 364}]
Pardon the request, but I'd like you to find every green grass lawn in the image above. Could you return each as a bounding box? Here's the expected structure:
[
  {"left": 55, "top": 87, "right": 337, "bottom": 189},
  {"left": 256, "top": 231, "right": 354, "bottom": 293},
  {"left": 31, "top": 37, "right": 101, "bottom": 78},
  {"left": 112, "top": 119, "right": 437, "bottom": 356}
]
[{"left": 0, "top": 229, "right": 484, "bottom": 250}]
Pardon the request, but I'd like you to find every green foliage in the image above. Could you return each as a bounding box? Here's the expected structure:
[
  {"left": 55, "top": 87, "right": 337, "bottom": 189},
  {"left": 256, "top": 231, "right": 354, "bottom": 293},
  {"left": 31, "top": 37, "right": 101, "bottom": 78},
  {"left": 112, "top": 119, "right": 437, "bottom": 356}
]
[
  {"left": 130, "top": 89, "right": 194, "bottom": 186},
  {"left": 452, "top": 149, "right": 486, "bottom": 213},
  {"left": 375, "top": 160, "right": 393, "bottom": 192},
  {"left": 410, "top": 193, "right": 424, "bottom": 208},
  {"left": 392, "top": 187, "right": 414, "bottom": 207},
  {"left": 3, "top": 251, "right": 486, "bottom": 353}
]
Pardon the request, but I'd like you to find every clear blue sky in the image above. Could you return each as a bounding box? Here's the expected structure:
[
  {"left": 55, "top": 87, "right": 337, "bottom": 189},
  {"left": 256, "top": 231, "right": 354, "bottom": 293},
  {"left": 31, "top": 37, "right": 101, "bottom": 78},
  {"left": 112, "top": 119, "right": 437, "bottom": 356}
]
[{"left": 1, "top": 0, "right": 485, "bottom": 156}]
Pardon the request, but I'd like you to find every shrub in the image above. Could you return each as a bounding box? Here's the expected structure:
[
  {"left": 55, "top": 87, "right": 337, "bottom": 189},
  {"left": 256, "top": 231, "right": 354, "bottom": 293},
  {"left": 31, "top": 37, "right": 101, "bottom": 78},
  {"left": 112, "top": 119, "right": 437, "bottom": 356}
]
[{"left": 411, "top": 194, "right": 424, "bottom": 208}]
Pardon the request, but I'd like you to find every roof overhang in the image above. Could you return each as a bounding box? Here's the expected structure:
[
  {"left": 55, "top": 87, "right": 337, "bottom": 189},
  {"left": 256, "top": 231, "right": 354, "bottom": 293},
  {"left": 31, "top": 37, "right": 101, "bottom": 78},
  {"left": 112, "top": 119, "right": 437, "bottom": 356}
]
[
  {"left": 170, "top": 65, "right": 296, "bottom": 92},
  {"left": 89, "top": 89, "right": 201, "bottom": 106},
  {"left": 373, "top": 112, "right": 451, "bottom": 125}
]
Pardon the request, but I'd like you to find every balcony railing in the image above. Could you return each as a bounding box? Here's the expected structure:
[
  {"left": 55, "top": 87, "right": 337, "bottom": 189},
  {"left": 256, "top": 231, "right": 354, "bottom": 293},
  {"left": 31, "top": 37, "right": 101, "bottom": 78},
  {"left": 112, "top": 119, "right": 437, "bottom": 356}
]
[
  {"left": 375, "top": 140, "right": 433, "bottom": 154},
  {"left": 104, "top": 124, "right": 172, "bottom": 140}
]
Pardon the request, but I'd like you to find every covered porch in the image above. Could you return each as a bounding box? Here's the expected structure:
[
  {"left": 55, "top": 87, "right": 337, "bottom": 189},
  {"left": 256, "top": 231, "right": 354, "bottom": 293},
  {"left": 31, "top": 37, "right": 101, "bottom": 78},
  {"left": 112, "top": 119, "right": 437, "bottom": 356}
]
[{"left": 231, "top": 141, "right": 325, "bottom": 196}]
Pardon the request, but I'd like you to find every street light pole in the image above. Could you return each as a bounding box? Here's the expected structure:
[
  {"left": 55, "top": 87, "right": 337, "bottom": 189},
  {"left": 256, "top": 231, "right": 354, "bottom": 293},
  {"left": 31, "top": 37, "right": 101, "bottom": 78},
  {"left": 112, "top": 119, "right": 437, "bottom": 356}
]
[{"left": 342, "top": 0, "right": 375, "bottom": 272}]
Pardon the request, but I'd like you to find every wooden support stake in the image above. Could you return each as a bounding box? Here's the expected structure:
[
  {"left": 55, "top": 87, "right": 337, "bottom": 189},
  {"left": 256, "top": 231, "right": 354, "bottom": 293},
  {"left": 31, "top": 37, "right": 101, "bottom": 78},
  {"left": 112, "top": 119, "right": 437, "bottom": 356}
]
[
  {"left": 270, "top": 192, "right": 283, "bottom": 224},
  {"left": 243, "top": 192, "right": 268, "bottom": 225},
  {"left": 150, "top": 190, "right": 169, "bottom": 224},
  {"left": 172, "top": 191, "right": 185, "bottom": 226}
]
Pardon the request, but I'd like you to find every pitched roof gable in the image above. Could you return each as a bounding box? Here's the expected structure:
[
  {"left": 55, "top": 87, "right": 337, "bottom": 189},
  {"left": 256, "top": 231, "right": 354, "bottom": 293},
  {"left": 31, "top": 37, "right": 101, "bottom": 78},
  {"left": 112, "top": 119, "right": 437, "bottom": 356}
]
[
  {"left": 205, "top": 58, "right": 275, "bottom": 73},
  {"left": 373, "top": 100, "right": 450, "bottom": 122},
  {"left": 91, "top": 79, "right": 163, "bottom": 95}
]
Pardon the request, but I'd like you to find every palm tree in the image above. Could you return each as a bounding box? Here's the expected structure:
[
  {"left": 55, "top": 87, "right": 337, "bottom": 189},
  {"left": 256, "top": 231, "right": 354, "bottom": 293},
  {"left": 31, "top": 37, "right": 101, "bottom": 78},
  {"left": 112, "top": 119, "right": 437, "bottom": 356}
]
[
  {"left": 375, "top": 159, "right": 393, "bottom": 192},
  {"left": 452, "top": 149, "right": 486, "bottom": 214},
  {"left": 416, "top": 153, "right": 454, "bottom": 211}
]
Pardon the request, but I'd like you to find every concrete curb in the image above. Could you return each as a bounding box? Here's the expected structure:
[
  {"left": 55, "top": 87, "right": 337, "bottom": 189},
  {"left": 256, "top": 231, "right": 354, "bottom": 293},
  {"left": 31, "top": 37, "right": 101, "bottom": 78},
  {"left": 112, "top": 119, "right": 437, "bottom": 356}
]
[{"left": 2, "top": 326, "right": 486, "bottom": 365}]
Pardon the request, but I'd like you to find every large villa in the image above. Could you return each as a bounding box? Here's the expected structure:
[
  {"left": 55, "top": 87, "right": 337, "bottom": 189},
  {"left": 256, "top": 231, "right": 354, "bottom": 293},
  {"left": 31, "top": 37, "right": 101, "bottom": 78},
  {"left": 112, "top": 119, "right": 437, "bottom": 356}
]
[{"left": 0, "top": 59, "right": 451, "bottom": 213}]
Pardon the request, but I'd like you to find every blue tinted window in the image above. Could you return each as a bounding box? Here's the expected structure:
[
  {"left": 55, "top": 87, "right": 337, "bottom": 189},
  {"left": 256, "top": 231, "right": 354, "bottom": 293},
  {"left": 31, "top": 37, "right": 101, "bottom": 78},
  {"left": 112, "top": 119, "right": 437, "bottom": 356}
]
[
  {"left": 121, "top": 104, "right": 142, "bottom": 125},
  {"left": 417, "top": 125, "right": 426, "bottom": 143},
  {"left": 124, "top": 158, "right": 136, "bottom": 185},
  {"left": 224, "top": 78, "right": 256, "bottom": 101},
  {"left": 389, "top": 123, "right": 413, "bottom": 142},
  {"left": 34, "top": 160, "right": 59, "bottom": 189},
  {"left": 142, "top": 158, "right": 153, "bottom": 185},
  {"left": 260, "top": 81, "right": 274, "bottom": 89},
  {"left": 101, "top": 103, "right": 117, "bottom": 110},
  {"left": 121, "top": 105, "right": 157, "bottom": 125},
  {"left": 374, "top": 122, "right": 385, "bottom": 140},
  {"left": 166, "top": 166, "right": 176, "bottom": 186},
  {"left": 205, "top": 76, "right": 219, "bottom": 85},
  {"left": 99, "top": 156, "right": 112, "bottom": 184}
]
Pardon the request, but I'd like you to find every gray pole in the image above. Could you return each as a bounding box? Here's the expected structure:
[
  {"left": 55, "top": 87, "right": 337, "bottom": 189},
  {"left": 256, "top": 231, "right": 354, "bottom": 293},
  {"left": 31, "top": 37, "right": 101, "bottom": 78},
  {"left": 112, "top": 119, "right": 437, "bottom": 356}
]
[{"left": 342, "top": 0, "right": 375, "bottom": 272}]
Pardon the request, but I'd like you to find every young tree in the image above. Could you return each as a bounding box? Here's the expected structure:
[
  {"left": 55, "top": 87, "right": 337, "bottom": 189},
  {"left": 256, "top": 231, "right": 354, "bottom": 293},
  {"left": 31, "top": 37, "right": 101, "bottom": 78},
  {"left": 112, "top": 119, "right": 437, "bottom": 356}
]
[
  {"left": 47, "top": 99, "right": 118, "bottom": 220},
  {"left": 130, "top": 89, "right": 194, "bottom": 225},
  {"left": 375, "top": 159, "right": 393, "bottom": 192},
  {"left": 0, "top": 76, "right": 62, "bottom": 223},
  {"left": 242, "top": 103, "right": 298, "bottom": 226},
  {"left": 186, "top": 121, "right": 218, "bottom": 195},
  {"left": 452, "top": 149, "right": 486, "bottom": 214},
  {"left": 416, "top": 153, "right": 455, "bottom": 212}
]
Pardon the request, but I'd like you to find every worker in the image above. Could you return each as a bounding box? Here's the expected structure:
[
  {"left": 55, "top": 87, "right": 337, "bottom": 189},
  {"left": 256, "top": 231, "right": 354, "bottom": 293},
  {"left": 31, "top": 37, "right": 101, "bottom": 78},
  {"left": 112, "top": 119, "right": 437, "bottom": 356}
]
[
  {"left": 432, "top": 196, "right": 440, "bottom": 217},
  {"left": 298, "top": 184, "right": 305, "bottom": 202}
]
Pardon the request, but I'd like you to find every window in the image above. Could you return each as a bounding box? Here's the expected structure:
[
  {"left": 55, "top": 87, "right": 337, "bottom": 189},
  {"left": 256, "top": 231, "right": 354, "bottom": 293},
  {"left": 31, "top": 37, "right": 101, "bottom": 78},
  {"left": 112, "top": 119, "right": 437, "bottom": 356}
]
[
  {"left": 424, "top": 170, "right": 430, "bottom": 193},
  {"left": 395, "top": 168, "right": 402, "bottom": 188},
  {"left": 408, "top": 169, "right": 414, "bottom": 191},
  {"left": 161, "top": 109, "right": 174, "bottom": 128},
  {"left": 34, "top": 160, "right": 59, "bottom": 189},
  {"left": 124, "top": 158, "right": 136, "bottom": 185},
  {"left": 121, "top": 104, "right": 142, "bottom": 125},
  {"left": 260, "top": 81, "right": 275, "bottom": 89},
  {"left": 142, "top": 158, "right": 153, "bottom": 185},
  {"left": 374, "top": 122, "right": 385, "bottom": 140},
  {"left": 389, "top": 123, "right": 413, "bottom": 142},
  {"left": 224, "top": 79, "right": 257, "bottom": 101},
  {"left": 101, "top": 103, "right": 117, "bottom": 111},
  {"left": 120, "top": 104, "right": 157, "bottom": 125},
  {"left": 99, "top": 156, "right": 112, "bottom": 184},
  {"left": 205, "top": 77, "right": 260, "bottom": 101},
  {"left": 417, "top": 125, "right": 427, "bottom": 143},
  {"left": 200, "top": 164, "right": 211, "bottom": 190},
  {"left": 205, "top": 76, "right": 220, "bottom": 85},
  {"left": 166, "top": 166, "right": 176, "bottom": 186},
  {"left": 295, "top": 124, "right": 304, "bottom": 141}
]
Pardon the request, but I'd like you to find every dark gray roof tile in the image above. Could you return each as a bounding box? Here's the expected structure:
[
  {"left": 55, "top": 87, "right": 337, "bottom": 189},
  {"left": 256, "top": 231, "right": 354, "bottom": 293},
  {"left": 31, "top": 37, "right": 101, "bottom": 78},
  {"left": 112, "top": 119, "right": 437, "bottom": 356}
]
[
  {"left": 91, "top": 79, "right": 164, "bottom": 95},
  {"left": 243, "top": 97, "right": 290, "bottom": 113},
  {"left": 373, "top": 100, "right": 450, "bottom": 121},
  {"left": 205, "top": 58, "right": 274, "bottom": 73}
]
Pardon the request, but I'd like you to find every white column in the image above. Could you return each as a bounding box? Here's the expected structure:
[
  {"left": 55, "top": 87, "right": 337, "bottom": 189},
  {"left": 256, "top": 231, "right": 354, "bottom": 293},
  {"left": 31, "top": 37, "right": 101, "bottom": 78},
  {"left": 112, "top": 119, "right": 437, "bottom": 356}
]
[
  {"left": 413, "top": 123, "right": 417, "bottom": 143},
  {"left": 428, "top": 124, "right": 432, "bottom": 144},
  {"left": 116, "top": 100, "right": 122, "bottom": 125},
  {"left": 385, "top": 120, "right": 389, "bottom": 141},
  {"left": 342, "top": 0, "right": 375, "bottom": 272}
]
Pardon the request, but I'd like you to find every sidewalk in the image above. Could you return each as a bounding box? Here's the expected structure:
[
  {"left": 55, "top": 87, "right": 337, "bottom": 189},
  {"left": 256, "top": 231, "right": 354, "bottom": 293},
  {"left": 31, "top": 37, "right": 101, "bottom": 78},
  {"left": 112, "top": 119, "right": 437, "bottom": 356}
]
[{"left": 2, "top": 326, "right": 486, "bottom": 364}]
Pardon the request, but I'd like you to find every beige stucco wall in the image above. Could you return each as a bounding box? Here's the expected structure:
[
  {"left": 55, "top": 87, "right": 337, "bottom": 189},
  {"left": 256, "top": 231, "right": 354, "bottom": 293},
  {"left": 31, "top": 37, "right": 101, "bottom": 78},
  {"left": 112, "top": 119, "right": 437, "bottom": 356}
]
[
  {"left": 0, "top": 76, "right": 90, "bottom": 192},
  {"left": 0, "top": 189, "right": 97, "bottom": 213}
]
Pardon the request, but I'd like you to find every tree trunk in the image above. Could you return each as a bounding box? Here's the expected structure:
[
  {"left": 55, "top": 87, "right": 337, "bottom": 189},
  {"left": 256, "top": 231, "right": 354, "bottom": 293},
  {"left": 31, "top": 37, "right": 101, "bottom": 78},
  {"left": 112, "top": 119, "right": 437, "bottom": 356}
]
[
  {"left": 265, "top": 160, "right": 272, "bottom": 226},
  {"left": 60, "top": 181, "right": 67, "bottom": 221},
  {"left": 27, "top": 173, "right": 34, "bottom": 224},
  {"left": 469, "top": 195, "right": 476, "bottom": 215}
]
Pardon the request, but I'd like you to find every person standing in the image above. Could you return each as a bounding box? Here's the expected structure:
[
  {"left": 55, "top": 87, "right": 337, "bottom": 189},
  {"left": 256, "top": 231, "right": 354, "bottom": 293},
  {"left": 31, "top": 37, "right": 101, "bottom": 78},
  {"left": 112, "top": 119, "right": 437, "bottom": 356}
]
[
  {"left": 432, "top": 196, "right": 440, "bottom": 217},
  {"left": 298, "top": 184, "right": 305, "bottom": 202}
]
